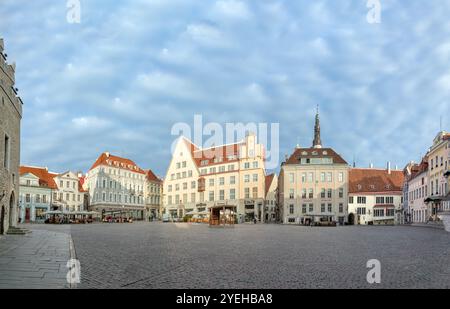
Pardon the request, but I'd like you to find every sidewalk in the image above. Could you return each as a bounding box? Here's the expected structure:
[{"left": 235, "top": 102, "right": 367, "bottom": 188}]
[{"left": 0, "top": 228, "right": 72, "bottom": 289}]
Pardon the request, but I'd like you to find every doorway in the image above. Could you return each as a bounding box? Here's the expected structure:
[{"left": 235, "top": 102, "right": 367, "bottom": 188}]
[
  {"left": 348, "top": 213, "right": 355, "bottom": 225},
  {"left": 0, "top": 205, "right": 4, "bottom": 234},
  {"left": 25, "top": 208, "right": 31, "bottom": 222},
  {"left": 9, "top": 192, "right": 15, "bottom": 226}
]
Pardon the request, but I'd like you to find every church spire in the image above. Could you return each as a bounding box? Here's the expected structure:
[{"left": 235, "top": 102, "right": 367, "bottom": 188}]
[{"left": 312, "top": 105, "right": 322, "bottom": 148}]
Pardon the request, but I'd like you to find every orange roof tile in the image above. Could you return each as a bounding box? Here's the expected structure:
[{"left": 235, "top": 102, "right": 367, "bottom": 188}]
[
  {"left": 265, "top": 173, "right": 275, "bottom": 196},
  {"left": 192, "top": 143, "right": 241, "bottom": 168},
  {"left": 19, "top": 166, "right": 58, "bottom": 189},
  {"left": 349, "top": 168, "right": 404, "bottom": 193},
  {"left": 146, "top": 169, "right": 162, "bottom": 183},
  {"left": 89, "top": 152, "right": 145, "bottom": 174}
]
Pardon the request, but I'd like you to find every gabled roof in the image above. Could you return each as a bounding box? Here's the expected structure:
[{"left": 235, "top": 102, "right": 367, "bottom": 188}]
[
  {"left": 349, "top": 168, "right": 404, "bottom": 194},
  {"left": 146, "top": 169, "right": 162, "bottom": 183},
  {"left": 89, "top": 152, "right": 145, "bottom": 174},
  {"left": 192, "top": 143, "right": 241, "bottom": 168},
  {"left": 285, "top": 147, "right": 348, "bottom": 165},
  {"left": 265, "top": 174, "right": 275, "bottom": 196},
  {"left": 19, "top": 166, "right": 58, "bottom": 189}
]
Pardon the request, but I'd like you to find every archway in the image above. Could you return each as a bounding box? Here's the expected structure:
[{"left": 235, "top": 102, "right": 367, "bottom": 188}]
[
  {"left": 0, "top": 205, "right": 4, "bottom": 234},
  {"left": 9, "top": 192, "right": 15, "bottom": 227},
  {"left": 348, "top": 213, "right": 355, "bottom": 225}
]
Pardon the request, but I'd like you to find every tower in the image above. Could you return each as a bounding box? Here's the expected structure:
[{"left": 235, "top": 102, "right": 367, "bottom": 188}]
[{"left": 312, "top": 105, "right": 322, "bottom": 149}]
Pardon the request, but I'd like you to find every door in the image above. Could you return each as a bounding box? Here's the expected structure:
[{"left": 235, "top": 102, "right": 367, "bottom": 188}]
[
  {"left": 25, "top": 208, "right": 31, "bottom": 222},
  {"left": 0, "top": 206, "right": 4, "bottom": 234}
]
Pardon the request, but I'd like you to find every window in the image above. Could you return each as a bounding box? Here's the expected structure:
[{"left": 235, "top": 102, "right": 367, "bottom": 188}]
[
  {"left": 60, "top": 181, "right": 64, "bottom": 188},
  {"left": 338, "top": 172, "right": 344, "bottom": 182},
  {"left": 3, "top": 134, "right": 10, "bottom": 170},
  {"left": 253, "top": 174, "right": 258, "bottom": 182},
  {"left": 228, "top": 164, "right": 235, "bottom": 171},
  {"left": 374, "top": 209, "right": 384, "bottom": 217},
  {"left": 175, "top": 184, "right": 180, "bottom": 191},
  {"left": 183, "top": 194, "right": 188, "bottom": 203},
  {"left": 328, "top": 203, "right": 332, "bottom": 212},
  {"left": 244, "top": 162, "right": 250, "bottom": 169},
  {"left": 230, "top": 189, "right": 236, "bottom": 200},
  {"left": 209, "top": 179, "right": 214, "bottom": 187},
  {"left": 168, "top": 185, "right": 172, "bottom": 192},
  {"left": 327, "top": 172, "right": 332, "bottom": 182},
  {"left": 321, "top": 188, "right": 326, "bottom": 198},
  {"left": 289, "top": 173, "right": 295, "bottom": 183},
  {"left": 308, "top": 189, "right": 314, "bottom": 199},
  {"left": 244, "top": 175, "right": 250, "bottom": 183},
  {"left": 183, "top": 182, "right": 188, "bottom": 190},
  {"left": 301, "top": 173, "right": 306, "bottom": 182},
  {"left": 339, "top": 203, "right": 344, "bottom": 213},
  {"left": 302, "top": 204, "right": 307, "bottom": 214},
  {"left": 321, "top": 203, "right": 325, "bottom": 213},
  {"left": 386, "top": 196, "right": 394, "bottom": 204},
  {"left": 253, "top": 161, "right": 258, "bottom": 168},
  {"left": 25, "top": 194, "right": 31, "bottom": 203},
  {"left": 327, "top": 189, "right": 332, "bottom": 198},
  {"left": 309, "top": 204, "right": 314, "bottom": 212},
  {"left": 252, "top": 187, "right": 258, "bottom": 198},
  {"left": 182, "top": 161, "right": 187, "bottom": 168},
  {"left": 230, "top": 176, "right": 236, "bottom": 185},
  {"left": 376, "top": 196, "right": 385, "bottom": 204},
  {"left": 357, "top": 207, "right": 366, "bottom": 215},
  {"left": 302, "top": 189, "right": 307, "bottom": 199},
  {"left": 289, "top": 205, "right": 294, "bottom": 214},
  {"left": 219, "top": 190, "right": 225, "bottom": 201},
  {"left": 357, "top": 196, "right": 366, "bottom": 204},
  {"left": 308, "top": 172, "right": 314, "bottom": 183},
  {"left": 245, "top": 188, "right": 250, "bottom": 199},
  {"left": 320, "top": 172, "right": 325, "bottom": 182},
  {"left": 289, "top": 189, "right": 295, "bottom": 199},
  {"left": 386, "top": 208, "right": 394, "bottom": 216},
  {"left": 191, "top": 181, "right": 196, "bottom": 189},
  {"left": 339, "top": 188, "right": 344, "bottom": 198}
]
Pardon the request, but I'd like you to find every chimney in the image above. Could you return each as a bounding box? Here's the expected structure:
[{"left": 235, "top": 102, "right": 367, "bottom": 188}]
[{"left": 387, "top": 162, "right": 391, "bottom": 174}]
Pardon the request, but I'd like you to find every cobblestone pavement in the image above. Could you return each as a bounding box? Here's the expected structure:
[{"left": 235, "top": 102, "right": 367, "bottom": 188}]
[
  {"left": 0, "top": 226, "right": 72, "bottom": 289},
  {"left": 66, "top": 223, "right": 450, "bottom": 289},
  {"left": 2, "top": 223, "right": 449, "bottom": 289}
]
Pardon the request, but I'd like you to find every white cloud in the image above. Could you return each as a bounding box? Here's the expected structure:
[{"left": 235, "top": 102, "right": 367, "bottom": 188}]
[{"left": 213, "top": 0, "right": 251, "bottom": 19}]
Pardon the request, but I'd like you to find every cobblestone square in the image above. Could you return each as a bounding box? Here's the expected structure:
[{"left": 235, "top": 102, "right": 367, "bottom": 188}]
[{"left": 1, "top": 223, "right": 449, "bottom": 289}]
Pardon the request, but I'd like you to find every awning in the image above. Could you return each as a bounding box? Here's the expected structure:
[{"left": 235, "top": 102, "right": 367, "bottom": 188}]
[{"left": 425, "top": 196, "right": 443, "bottom": 203}]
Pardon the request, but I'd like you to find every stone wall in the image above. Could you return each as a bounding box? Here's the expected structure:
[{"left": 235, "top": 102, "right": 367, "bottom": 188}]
[{"left": 0, "top": 38, "right": 22, "bottom": 234}]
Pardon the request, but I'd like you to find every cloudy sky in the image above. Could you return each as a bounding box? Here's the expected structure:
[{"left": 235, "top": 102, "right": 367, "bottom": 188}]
[{"left": 1, "top": 0, "right": 449, "bottom": 176}]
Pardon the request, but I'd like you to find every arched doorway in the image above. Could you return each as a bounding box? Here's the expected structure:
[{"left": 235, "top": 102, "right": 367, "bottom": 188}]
[
  {"left": 0, "top": 205, "right": 5, "bottom": 234},
  {"left": 9, "top": 192, "right": 15, "bottom": 227},
  {"left": 348, "top": 213, "right": 355, "bottom": 225}
]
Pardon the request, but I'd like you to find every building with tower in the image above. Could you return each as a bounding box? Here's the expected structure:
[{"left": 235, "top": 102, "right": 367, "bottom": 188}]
[
  {"left": 278, "top": 108, "right": 350, "bottom": 225},
  {"left": 0, "top": 38, "right": 23, "bottom": 235}
]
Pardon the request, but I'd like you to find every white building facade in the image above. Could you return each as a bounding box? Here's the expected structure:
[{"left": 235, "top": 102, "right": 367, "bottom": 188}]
[
  {"left": 348, "top": 167, "right": 404, "bottom": 225},
  {"left": 163, "top": 133, "right": 266, "bottom": 223},
  {"left": 52, "top": 171, "right": 87, "bottom": 212},
  {"left": 86, "top": 152, "right": 147, "bottom": 220}
]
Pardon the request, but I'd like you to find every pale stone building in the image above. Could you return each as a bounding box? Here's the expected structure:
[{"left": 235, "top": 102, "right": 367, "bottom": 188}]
[
  {"left": 263, "top": 174, "right": 278, "bottom": 223},
  {"left": 348, "top": 166, "right": 404, "bottom": 225},
  {"left": 425, "top": 132, "right": 450, "bottom": 219},
  {"left": 279, "top": 109, "right": 349, "bottom": 225},
  {"left": 0, "top": 38, "right": 23, "bottom": 234},
  {"left": 163, "top": 133, "right": 266, "bottom": 223},
  {"left": 52, "top": 171, "right": 87, "bottom": 212},
  {"left": 405, "top": 158, "right": 429, "bottom": 223},
  {"left": 18, "top": 166, "right": 57, "bottom": 223},
  {"left": 145, "top": 169, "right": 163, "bottom": 221},
  {"left": 86, "top": 152, "right": 147, "bottom": 220}
]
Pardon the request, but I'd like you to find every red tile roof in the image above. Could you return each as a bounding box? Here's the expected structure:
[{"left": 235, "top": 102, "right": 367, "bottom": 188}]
[
  {"left": 349, "top": 168, "right": 404, "bottom": 194},
  {"left": 285, "top": 147, "right": 348, "bottom": 165},
  {"left": 78, "top": 176, "right": 87, "bottom": 193},
  {"left": 19, "top": 166, "right": 58, "bottom": 189},
  {"left": 265, "top": 173, "right": 275, "bottom": 196},
  {"left": 192, "top": 143, "right": 241, "bottom": 168},
  {"left": 146, "top": 169, "right": 162, "bottom": 183},
  {"left": 89, "top": 152, "right": 145, "bottom": 174}
]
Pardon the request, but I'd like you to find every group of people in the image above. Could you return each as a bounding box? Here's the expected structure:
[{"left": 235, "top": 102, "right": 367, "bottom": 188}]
[{"left": 102, "top": 216, "right": 134, "bottom": 223}]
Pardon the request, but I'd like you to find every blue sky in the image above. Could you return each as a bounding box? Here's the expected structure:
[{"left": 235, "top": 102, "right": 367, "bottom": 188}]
[{"left": 1, "top": 0, "right": 449, "bottom": 176}]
